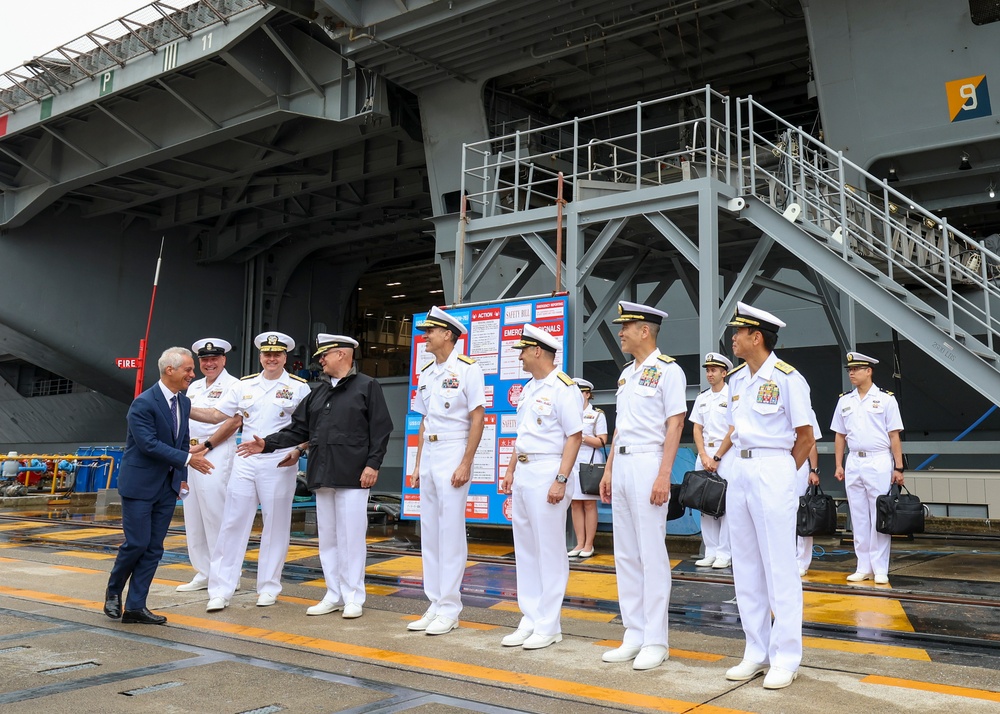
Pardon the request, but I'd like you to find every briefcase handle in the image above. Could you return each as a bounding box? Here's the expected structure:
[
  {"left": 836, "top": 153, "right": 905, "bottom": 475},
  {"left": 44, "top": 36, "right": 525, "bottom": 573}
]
[{"left": 803, "top": 483, "right": 829, "bottom": 498}]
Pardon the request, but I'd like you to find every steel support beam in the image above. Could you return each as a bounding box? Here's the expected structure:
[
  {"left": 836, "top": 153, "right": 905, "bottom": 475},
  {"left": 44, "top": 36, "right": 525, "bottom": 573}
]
[{"left": 719, "top": 234, "right": 774, "bottom": 341}]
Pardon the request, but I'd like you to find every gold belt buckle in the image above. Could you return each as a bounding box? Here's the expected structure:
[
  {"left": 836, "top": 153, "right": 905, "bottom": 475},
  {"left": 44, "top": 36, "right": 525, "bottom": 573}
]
[
  {"left": 190, "top": 438, "right": 199, "bottom": 446},
  {"left": 428, "top": 434, "right": 438, "bottom": 442},
  {"left": 857, "top": 451, "right": 867, "bottom": 457},
  {"left": 708, "top": 441, "right": 716, "bottom": 447},
  {"left": 517, "top": 453, "right": 528, "bottom": 463}
]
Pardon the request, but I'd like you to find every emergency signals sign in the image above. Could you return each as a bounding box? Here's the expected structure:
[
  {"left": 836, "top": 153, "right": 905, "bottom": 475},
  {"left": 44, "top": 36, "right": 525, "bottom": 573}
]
[{"left": 400, "top": 295, "right": 569, "bottom": 525}]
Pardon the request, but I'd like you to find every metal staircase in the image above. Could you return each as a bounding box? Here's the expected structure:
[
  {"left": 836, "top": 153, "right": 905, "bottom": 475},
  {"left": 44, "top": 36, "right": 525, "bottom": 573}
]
[{"left": 735, "top": 97, "right": 1000, "bottom": 404}]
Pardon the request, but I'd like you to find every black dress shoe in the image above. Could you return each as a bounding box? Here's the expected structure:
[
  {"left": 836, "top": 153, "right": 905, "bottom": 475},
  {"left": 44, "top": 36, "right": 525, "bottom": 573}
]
[
  {"left": 121, "top": 607, "right": 167, "bottom": 625},
  {"left": 103, "top": 590, "right": 122, "bottom": 619}
]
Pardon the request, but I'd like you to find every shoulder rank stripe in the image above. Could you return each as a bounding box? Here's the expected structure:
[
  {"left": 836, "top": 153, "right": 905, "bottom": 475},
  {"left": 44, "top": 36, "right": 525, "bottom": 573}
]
[
  {"left": 728, "top": 363, "right": 747, "bottom": 375},
  {"left": 884, "top": 390, "right": 894, "bottom": 396},
  {"left": 774, "top": 360, "right": 795, "bottom": 374},
  {"left": 557, "top": 371, "right": 575, "bottom": 386},
  {"left": 839, "top": 391, "right": 848, "bottom": 397},
  {"left": 623, "top": 359, "right": 635, "bottom": 368},
  {"left": 699, "top": 386, "right": 710, "bottom": 394},
  {"left": 458, "top": 354, "right": 476, "bottom": 365},
  {"left": 240, "top": 373, "right": 259, "bottom": 380},
  {"left": 594, "top": 407, "right": 604, "bottom": 413},
  {"left": 421, "top": 360, "right": 434, "bottom": 372},
  {"left": 289, "top": 373, "right": 308, "bottom": 382},
  {"left": 657, "top": 354, "right": 676, "bottom": 363}
]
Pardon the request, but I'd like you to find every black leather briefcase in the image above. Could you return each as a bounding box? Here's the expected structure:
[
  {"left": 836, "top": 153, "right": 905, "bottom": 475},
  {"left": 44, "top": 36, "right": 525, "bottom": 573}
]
[
  {"left": 667, "top": 482, "right": 686, "bottom": 521},
  {"left": 876, "top": 483, "right": 925, "bottom": 535},
  {"left": 679, "top": 469, "right": 727, "bottom": 518},
  {"left": 796, "top": 484, "right": 838, "bottom": 537}
]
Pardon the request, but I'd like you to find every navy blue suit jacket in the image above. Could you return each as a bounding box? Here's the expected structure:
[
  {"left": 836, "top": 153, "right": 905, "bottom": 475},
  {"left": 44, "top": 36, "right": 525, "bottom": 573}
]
[{"left": 118, "top": 384, "right": 191, "bottom": 499}]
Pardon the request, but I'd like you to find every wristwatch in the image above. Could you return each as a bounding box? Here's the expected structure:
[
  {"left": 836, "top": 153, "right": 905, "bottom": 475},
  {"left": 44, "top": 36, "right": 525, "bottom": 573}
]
[
  {"left": 893, "top": 465, "right": 905, "bottom": 473},
  {"left": 713, "top": 455, "right": 722, "bottom": 462},
  {"left": 809, "top": 467, "right": 819, "bottom": 475},
  {"left": 554, "top": 473, "right": 568, "bottom": 484},
  {"left": 204, "top": 440, "right": 214, "bottom": 451}
]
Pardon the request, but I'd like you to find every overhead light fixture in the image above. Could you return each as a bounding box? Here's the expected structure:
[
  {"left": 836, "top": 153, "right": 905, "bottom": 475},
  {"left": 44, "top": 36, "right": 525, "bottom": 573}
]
[
  {"left": 391, "top": 293, "right": 406, "bottom": 298},
  {"left": 959, "top": 152, "right": 972, "bottom": 171},
  {"left": 887, "top": 165, "right": 899, "bottom": 182},
  {"left": 429, "top": 289, "right": 443, "bottom": 294},
  {"left": 386, "top": 281, "right": 402, "bottom": 286},
  {"left": 989, "top": 181, "right": 996, "bottom": 199}
]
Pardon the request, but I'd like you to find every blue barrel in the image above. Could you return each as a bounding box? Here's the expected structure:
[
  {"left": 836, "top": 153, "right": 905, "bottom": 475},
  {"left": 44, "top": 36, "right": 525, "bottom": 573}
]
[{"left": 74, "top": 446, "right": 124, "bottom": 491}]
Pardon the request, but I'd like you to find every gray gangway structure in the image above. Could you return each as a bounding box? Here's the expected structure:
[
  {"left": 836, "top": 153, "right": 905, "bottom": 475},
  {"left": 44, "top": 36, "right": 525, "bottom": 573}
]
[{"left": 457, "top": 86, "right": 1000, "bottom": 407}]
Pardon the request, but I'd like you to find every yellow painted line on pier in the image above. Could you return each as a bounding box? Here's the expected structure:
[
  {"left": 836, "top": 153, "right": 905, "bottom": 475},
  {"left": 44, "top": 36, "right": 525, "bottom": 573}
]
[
  {"left": 36, "top": 527, "right": 120, "bottom": 542},
  {"left": 863, "top": 675, "right": 1000, "bottom": 702},
  {"left": 802, "top": 636, "right": 930, "bottom": 661},
  {"left": 803, "top": 591, "right": 913, "bottom": 632},
  {"left": 0, "top": 521, "right": 51, "bottom": 531},
  {"left": 489, "top": 600, "right": 617, "bottom": 623}
]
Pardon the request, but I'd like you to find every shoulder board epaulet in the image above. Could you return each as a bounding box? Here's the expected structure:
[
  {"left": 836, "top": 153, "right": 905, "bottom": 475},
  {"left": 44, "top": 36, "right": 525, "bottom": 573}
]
[
  {"left": 657, "top": 354, "right": 676, "bottom": 363},
  {"left": 699, "top": 386, "right": 711, "bottom": 394},
  {"left": 839, "top": 391, "right": 848, "bottom": 397},
  {"left": 289, "top": 373, "right": 308, "bottom": 383},
  {"left": 594, "top": 407, "right": 604, "bottom": 413},
  {"left": 774, "top": 360, "right": 795, "bottom": 374},
  {"left": 623, "top": 359, "right": 635, "bottom": 368},
  {"left": 458, "top": 354, "right": 476, "bottom": 365},
  {"left": 728, "top": 363, "right": 747, "bottom": 374},
  {"left": 556, "top": 371, "right": 575, "bottom": 386},
  {"left": 241, "top": 373, "right": 259, "bottom": 380},
  {"left": 421, "top": 360, "right": 434, "bottom": 372},
  {"left": 884, "top": 390, "right": 894, "bottom": 396}
]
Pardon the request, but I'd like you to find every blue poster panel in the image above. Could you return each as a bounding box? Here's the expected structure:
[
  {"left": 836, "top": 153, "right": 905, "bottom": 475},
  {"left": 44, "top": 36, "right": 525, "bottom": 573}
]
[{"left": 401, "top": 296, "right": 569, "bottom": 524}]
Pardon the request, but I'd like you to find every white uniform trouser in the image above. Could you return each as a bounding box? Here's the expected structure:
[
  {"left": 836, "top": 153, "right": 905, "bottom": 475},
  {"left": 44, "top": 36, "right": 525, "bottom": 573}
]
[
  {"left": 315, "top": 487, "right": 370, "bottom": 606},
  {"left": 611, "top": 451, "right": 671, "bottom": 649},
  {"left": 418, "top": 440, "right": 472, "bottom": 620},
  {"left": 183, "top": 439, "right": 235, "bottom": 583},
  {"left": 701, "top": 450, "right": 732, "bottom": 561},
  {"left": 795, "top": 461, "right": 812, "bottom": 573},
  {"left": 208, "top": 450, "right": 296, "bottom": 600},
  {"left": 846, "top": 451, "right": 892, "bottom": 576},
  {"left": 512, "top": 457, "right": 572, "bottom": 637},
  {"left": 727, "top": 452, "right": 802, "bottom": 671}
]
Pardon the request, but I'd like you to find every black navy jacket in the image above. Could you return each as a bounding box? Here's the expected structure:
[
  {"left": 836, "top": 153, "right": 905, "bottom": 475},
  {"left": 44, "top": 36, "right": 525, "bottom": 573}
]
[{"left": 262, "top": 367, "right": 393, "bottom": 489}]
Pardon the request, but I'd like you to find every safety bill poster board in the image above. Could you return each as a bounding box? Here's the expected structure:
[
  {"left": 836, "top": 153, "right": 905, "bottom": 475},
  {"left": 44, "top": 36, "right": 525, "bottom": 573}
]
[{"left": 400, "top": 295, "right": 569, "bottom": 524}]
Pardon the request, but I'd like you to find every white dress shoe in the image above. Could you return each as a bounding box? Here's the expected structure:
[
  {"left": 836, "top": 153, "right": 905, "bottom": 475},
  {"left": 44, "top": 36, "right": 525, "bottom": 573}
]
[
  {"left": 205, "top": 597, "right": 229, "bottom": 612},
  {"left": 567, "top": 549, "right": 582, "bottom": 557},
  {"left": 500, "top": 628, "right": 533, "bottom": 647},
  {"left": 725, "top": 660, "right": 768, "bottom": 681},
  {"left": 694, "top": 556, "right": 715, "bottom": 567},
  {"left": 762, "top": 666, "right": 798, "bottom": 689},
  {"left": 256, "top": 593, "right": 277, "bottom": 607},
  {"left": 874, "top": 573, "right": 889, "bottom": 584},
  {"left": 799, "top": 568, "right": 808, "bottom": 577},
  {"left": 342, "top": 602, "right": 363, "bottom": 619},
  {"left": 602, "top": 644, "right": 642, "bottom": 663},
  {"left": 633, "top": 645, "right": 668, "bottom": 670},
  {"left": 175, "top": 579, "right": 208, "bottom": 592},
  {"left": 425, "top": 616, "right": 458, "bottom": 635},
  {"left": 407, "top": 611, "right": 436, "bottom": 631},
  {"left": 522, "top": 632, "right": 562, "bottom": 649},
  {"left": 712, "top": 558, "right": 732, "bottom": 569},
  {"left": 577, "top": 549, "right": 594, "bottom": 558},
  {"left": 846, "top": 572, "right": 873, "bottom": 582},
  {"left": 306, "top": 600, "right": 343, "bottom": 616}
]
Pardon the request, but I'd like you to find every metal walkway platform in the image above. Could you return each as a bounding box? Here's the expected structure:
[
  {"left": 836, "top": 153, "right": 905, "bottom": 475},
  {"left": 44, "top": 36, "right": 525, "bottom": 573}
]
[{"left": 1, "top": 511, "right": 999, "bottom": 713}]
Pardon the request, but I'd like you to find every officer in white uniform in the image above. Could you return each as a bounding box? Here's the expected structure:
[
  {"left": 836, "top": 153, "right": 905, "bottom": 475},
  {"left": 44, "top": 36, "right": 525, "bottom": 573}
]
[
  {"left": 599, "top": 301, "right": 687, "bottom": 672},
  {"left": 408, "top": 306, "right": 486, "bottom": 636},
  {"left": 830, "top": 352, "right": 904, "bottom": 585},
  {"left": 719, "top": 302, "right": 814, "bottom": 690},
  {"left": 206, "top": 332, "right": 311, "bottom": 612},
  {"left": 567, "top": 378, "right": 607, "bottom": 559},
  {"left": 689, "top": 352, "right": 734, "bottom": 569},
  {"left": 500, "top": 324, "right": 583, "bottom": 651},
  {"left": 176, "top": 338, "right": 241, "bottom": 592},
  {"left": 796, "top": 410, "right": 821, "bottom": 577}
]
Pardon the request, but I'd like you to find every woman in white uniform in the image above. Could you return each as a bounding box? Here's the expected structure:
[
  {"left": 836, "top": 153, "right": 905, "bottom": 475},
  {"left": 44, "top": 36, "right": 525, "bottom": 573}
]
[{"left": 567, "top": 378, "right": 607, "bottom": 559}]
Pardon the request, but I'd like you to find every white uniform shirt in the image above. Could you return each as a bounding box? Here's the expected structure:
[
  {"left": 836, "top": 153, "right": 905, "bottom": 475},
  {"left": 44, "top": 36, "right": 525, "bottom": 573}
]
[
  {"left": 689, "top": 386, "right": 729, "bottom": 448},
  {"left": 514, "top": 370, "right": 584, "bottom": 455},
  {"left": 231, "top": 371, "right": 312, "bottom": 441},
  {"left": 726, "top": 351, "right": 812, "bottom": 450},
  {"left": 614, "top": 349, "right": 687, "bottom": 446},
  {"left": 187, "top": 369, "right": 239, "bottom": 442},
  {"left": 829, "top": 384, "right": 903, "bottom": 451},
  {"left": 578, "top": 405, "right": 608, "bottom": 464},
  {"left": 413, "top": 348, "right": 486, "bottom": 433}
]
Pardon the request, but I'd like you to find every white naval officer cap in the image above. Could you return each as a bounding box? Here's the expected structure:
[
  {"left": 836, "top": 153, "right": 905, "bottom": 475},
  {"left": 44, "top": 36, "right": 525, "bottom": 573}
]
[
  {"left": 727, "top": 301, "right": 786, "bottom": 333},
  {"left": 612, "top": 300, "right": 668, "bottom": 325},
  {"left": 254, "top": 331, "right": 295, "bottom": 352},
  {"left": 703, "top": 352, "right": 734, "bottom": 371},
  {"left": 415, "top": 305, "right": 467, "bottom": 336},
  {"left": 846, "top": 351, "right": 879, "bottom": 368},
  {"left": 191, "top": 338, "right": 232, "bottom": 357},
  {"left": 513, "top": 323, "right": 560, "bottom": 353},
  {"left": 314, "top": 333, "right": 360, "bottom": 357},
  {"left": 573, "top": 377, "right": 594, "bottom": 392}
]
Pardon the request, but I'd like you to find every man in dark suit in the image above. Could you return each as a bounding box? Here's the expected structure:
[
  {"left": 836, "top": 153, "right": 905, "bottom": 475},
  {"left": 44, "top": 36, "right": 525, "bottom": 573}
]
[{"left": 104, "top": 347, "right": 214, "bottom": 625}]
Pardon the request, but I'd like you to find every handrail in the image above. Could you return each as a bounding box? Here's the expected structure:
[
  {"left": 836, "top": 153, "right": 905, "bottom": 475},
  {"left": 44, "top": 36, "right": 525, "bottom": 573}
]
[
  {"left": 2, "top": 454, "right": 116, "bottom": 494},
  {"left": 0, "top": 0, "right": 267, "bottom": 114},
  {"left": 737, "top": 95, "right": 1000, "bottom": 354}
]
